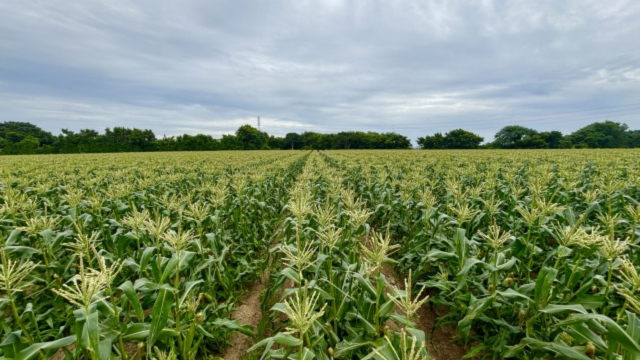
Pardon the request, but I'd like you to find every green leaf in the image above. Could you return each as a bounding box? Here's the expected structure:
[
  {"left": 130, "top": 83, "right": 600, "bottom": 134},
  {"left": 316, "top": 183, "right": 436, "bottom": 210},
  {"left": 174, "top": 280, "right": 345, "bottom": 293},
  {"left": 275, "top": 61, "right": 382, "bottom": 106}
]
[
  {"left": 334, "top": 338, "right": 372, "bottom": 358},
  {"left": 556, "top": 314, "right": 640, "bottom": 355},
  {"left": 569, "top": 295, "right": 606, "bottom": 310},
  {"left": 73, "top": 308, "right": 88, "bottom": 350},
  {"left": 212, "top": 318, "right": 255, "bottom": 338},
  {"left": 2, "top": 246, "right": 40, "bottom": 259},
  {"left": 99, "top": 338, "right": 112, "bottom": 360},
  {"left": 353, "top": 273, "right": 376, "bottom": 297},
  {"left": 534, "top": 267, "right": 557, "bottom": 308},
  {"left": 351, "top": 311, "right": 377, "bottom": 334},
  {"left": 86, "top": 312, "right": 101, "bottom": 360},
  {"left": 458, "top": 295, "right": 495, "bottom": 337},
  {"left": 539, "top": 304, "right": 587, "bottom": 315},
  {"left": 179, "top": 280, "right": 204, "bottom": 307},
  {"left": 627, "top": 312, "right": 640, "bottom": 343},
  {"left": 496, "top": 289, "right": 533, "bottom": 304},
  {"left": 565, "top": 323, "right": 607, "bottom": 351},
  {"left": 299, "top": 347, "right": 316, "bottom": 360},
  {"left": 159, "top": 255, "right": 180, "bottom": 284},
  {"left": 147, "top": 288, "right": 175, "bottom": 352},
  {"left": 378, "top": 299, "right": 395, "bottom": 318},
  {"left": 14, "top": 336, "right": 76, "bottom": 360},
  {"left": 177, "top": 251, "right": 196, "bottom": 270},
  {"left": 122, "top": 324, "right": 149, "bottom": 341},
  {"left": 456, "top": 258, "right": 492, "bottom": 283},
  {"left": 424, "top": 249, "right": 456, "bottom": 260},
  {"left": 544, "top": 342, "right": 591, "bottom": 360},
  {"left": 6, "top": 229, "right": 23, "bottom": 246},
  {"left": 248, "top": 338, "right": 275, "bottom": 360},
  {"left": 118, "top": 281, "right": 145, "bottom": 321},
  {"left": 626, "top": 312, "right": 640, "bottom": 360},
  {"left": 280, "top": 267, "right": 301, "bottom": 284},
  {"left": 273, "top": 333, "right": 302, "bottom": 346},
  {"left": 0, "top": 331, "right": 28, "bottom": 358},
  {"left": 140, "top": 246, "right": 157, "bottom": 272}
]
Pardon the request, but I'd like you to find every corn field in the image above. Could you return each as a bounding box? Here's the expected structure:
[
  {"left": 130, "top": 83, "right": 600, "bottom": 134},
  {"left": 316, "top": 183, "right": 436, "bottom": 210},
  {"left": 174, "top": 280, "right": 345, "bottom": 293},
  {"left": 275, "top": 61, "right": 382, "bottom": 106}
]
[{"left": 1, "top": 149, "right": 640, "bottom": 360}]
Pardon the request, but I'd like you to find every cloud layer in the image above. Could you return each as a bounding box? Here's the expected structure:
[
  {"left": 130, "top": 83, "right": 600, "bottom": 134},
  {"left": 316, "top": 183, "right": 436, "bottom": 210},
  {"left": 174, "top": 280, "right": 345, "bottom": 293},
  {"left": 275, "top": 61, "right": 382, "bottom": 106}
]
[{"left": 1, "top": 0, "right": 639, "bottom": 143}]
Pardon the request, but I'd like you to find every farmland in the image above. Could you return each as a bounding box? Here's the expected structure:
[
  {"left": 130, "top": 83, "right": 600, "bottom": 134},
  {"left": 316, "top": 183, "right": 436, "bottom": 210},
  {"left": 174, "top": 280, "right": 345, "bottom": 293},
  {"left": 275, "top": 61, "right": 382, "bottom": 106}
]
[{"left": 1, "top": 149, "right": 640, "bottom": 360}]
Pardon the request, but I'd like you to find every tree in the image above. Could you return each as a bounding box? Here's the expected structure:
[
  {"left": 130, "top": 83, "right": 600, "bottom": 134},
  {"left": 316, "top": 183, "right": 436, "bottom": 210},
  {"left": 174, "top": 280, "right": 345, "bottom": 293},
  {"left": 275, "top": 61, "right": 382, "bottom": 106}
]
[
  {"left": 0, "top": 122, "right": 55, "bottom": 145},
  {"left": 383, "top": 132, "right": 412, "bottom": 149},
  {"left": 517, "top": 134, "right": 547, "bottom": 149},
  {"left": 417, "top": 133, "right": 444, "bottom": 149},
  {"left": 130, "top": 128, "right": 156, "bottom": 151},
  {"left": 0, "top": 122, "right": 56, "bottom": 154},
  {"left": 236, "top": 125, "right": 268, "bottom": 150},
  {"left": 629, "top": 130, "right": 640, "bottom": 148},
  {"left": 538, "top": 131, "right": 565, "bottom": 148},
  {"left": 568, "top": 121, "right": 629, "bottom": 148},
  {"left": 492, "top": 126, "right": 538, "bottom": 148},
  {"left": 220, "top": 134, "right": 243, "bottom": 150},
  {"left": 419, "top": 129, "right": 483, "bottom": 149},
  {"left": 283, "top": 133, "right": 303, "bottom": 150},
  {"left": 268, "top": 135, "right": 285, "bottom": 150},
  {"left": 443, "top": 129, "right": 484, "bottom": 149},
  {"left": 8, "top": 135, "right": 40, "bottom": 154}
]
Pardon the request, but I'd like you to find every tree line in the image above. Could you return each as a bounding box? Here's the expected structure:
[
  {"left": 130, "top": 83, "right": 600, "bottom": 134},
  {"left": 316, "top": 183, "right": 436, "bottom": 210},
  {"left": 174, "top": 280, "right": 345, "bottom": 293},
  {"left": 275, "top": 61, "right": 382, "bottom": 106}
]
[
  {"left": 2, "top": 120, "right": 638, "bottom": 155},
  {"left": 0, "top": 122, "right": 412, "bottom": 154},
  {"left": 417, "top": 121, "right": 640, "bottom": 149}
]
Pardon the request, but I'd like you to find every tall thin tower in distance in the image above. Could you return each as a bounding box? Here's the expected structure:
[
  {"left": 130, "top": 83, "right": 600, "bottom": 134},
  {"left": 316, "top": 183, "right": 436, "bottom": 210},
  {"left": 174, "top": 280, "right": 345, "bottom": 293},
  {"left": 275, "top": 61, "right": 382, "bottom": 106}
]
[{"left": 257, "top": 116, "right": 261, "bottom": 131}]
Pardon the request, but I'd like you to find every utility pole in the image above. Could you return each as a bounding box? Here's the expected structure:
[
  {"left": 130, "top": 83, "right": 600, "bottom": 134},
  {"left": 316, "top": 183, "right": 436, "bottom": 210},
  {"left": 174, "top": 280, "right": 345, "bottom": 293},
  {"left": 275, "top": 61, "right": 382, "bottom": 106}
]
[{"left": 257, "top": 116, "right": 261, "bottom": 131}]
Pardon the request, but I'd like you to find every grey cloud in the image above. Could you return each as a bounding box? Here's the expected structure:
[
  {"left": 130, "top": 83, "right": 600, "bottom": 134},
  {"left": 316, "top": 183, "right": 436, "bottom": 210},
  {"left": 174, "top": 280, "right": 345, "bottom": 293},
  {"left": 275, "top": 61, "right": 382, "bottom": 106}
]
[{"left": 1, "top": 0, "right": 639, "bottom": 144}]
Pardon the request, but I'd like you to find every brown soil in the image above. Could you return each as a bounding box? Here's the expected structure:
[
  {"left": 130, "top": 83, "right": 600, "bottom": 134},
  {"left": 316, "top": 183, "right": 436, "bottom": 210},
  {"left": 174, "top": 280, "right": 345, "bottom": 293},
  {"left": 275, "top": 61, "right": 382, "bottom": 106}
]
[
  {"left": 222, "top": 276, "right": 266, "bottom": 360},
  {"left": 382, "top": 264, "right": 477, "bottom": 360},
  {"left": 52, "top": 344, "right": 75, "bottom": 360},
  {"left": 123, "top": 342, "right": 141, "bottom": 358},
  {"left": 222, "top": 225, "right": 285, "bottom": 360},
  {"left": 51, "top": 341, "right": 141, "bottom": 360}
]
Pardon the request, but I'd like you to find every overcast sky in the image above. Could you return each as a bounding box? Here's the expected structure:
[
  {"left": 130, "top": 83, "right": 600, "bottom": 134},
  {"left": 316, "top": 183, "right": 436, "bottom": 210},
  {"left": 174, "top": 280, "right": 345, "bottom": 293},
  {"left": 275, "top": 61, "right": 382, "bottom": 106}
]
[{"left": 1, "top": 0, "right": 639, "bottom": 144}]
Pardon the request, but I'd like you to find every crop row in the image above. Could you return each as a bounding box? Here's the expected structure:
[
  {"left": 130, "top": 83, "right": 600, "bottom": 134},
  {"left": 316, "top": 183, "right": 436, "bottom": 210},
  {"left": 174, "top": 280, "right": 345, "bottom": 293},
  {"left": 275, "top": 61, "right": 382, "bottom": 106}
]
[
  {"left": 0, "top": 151, "right": 308, "bottom": 360},
  {"left": 249, "top": 152, "right": 432, "bottom": 360},
  {"left": 326, "top": 149, "right": 640, "bottom": 359}
]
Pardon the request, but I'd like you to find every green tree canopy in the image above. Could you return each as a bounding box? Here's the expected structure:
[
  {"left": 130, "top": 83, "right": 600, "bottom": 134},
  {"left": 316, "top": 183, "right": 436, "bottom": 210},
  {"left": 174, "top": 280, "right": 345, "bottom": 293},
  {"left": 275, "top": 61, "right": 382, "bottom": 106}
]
[
  {"left": 236, "top": 125, "right": 269, "bottom": 150},
  {"left": 568, "top": 121, "right": 629, "bottom": 148},
  {"left": 418, "top": 129, "right": 483, "bottom": 149},
  {"left": 0, "top": 122, "right": 55, "bottom": 145},
  {"left": 443, "top": 129, "right": 484, "bottom": 149},
  {"left": 417, "top": 133, "right": 444, "bottom": 149},
  {"left": 492, "top": 125, "right": 538, "bottom": 148}
]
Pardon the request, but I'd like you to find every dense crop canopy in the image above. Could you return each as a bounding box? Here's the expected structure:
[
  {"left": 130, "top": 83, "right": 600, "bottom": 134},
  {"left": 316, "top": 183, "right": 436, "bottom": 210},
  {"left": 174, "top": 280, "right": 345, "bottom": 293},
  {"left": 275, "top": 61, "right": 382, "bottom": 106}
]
[{"left": 2, "top": 148, "right": 640, "bottom": 360}]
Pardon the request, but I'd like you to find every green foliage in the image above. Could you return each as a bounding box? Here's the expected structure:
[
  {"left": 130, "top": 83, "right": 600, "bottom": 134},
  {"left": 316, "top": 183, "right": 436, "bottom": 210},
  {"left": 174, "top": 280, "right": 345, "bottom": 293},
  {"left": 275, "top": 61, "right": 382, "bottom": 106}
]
[
  {"left": 418, "top": 129, "right": 483, "bottom": 149},
  {"left": 416, "top": 133, "right": 444, "bottom": 149},
  {"left": 492, "top": 125, "right": 539, "bottom": 148},
  {"left": 3, "top": 136, "right": 40, "bottom": 155},
  {"left": 0, "top": 151, "right": 309, "bottom": 359},
  {"left": 569, "top": 121, "right": 630, "bottom": 148},
  {"left": 0, "top": 122, "right": 55, "bottom": 146},
  {"left": 442, "top": 129, "right": 484, "bottom": 149},
  {"left": 326, "top": 148, "right": 640, "bottom": 359},
  {"left": 3, "top": 148, "right": 640, "bottom": 360},
  {"left": 282, "top": 131, "right": 411, "bottom": 150},
  {"left": 236, "top": 125, "right": 269, "bottom": 150},
  {"left": 2, "top": 119, "right": 639, "bottom": 156},
  {"left": 490, "top": 121, "right": 637, "bottom": 149}
]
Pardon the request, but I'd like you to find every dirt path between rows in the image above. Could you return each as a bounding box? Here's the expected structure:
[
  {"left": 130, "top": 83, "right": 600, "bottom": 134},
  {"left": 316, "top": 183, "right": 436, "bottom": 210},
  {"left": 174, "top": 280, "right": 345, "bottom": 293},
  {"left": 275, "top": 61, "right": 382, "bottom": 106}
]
[
  {"left": 381, "top": 264, "right": 477, "bottom": 360},
  {"left": 222, "top": 223, "right": 284, "bottom": 360}
]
